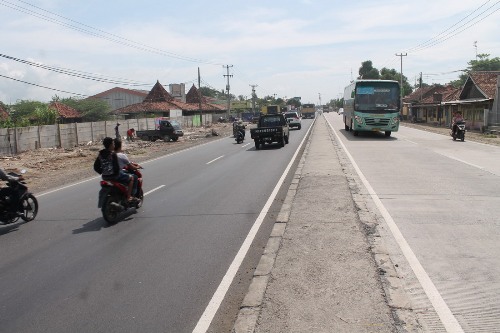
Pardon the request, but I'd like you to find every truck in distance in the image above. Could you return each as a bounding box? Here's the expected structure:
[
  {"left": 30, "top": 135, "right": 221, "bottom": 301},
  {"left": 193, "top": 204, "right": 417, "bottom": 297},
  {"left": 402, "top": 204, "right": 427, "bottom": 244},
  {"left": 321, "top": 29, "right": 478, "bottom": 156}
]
[
  {"left": 136, "top": 119, "right": 184, "bottom": 142},
  {"left": 301, "top": 103, "right": 316, "bottom": 119}
]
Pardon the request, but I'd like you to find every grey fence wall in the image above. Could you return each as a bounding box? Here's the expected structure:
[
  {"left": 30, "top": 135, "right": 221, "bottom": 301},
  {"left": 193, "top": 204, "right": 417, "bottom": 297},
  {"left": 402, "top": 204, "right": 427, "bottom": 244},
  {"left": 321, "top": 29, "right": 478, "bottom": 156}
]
[{"left": 0, "top": 113, "right": 223, "bottom": 156}]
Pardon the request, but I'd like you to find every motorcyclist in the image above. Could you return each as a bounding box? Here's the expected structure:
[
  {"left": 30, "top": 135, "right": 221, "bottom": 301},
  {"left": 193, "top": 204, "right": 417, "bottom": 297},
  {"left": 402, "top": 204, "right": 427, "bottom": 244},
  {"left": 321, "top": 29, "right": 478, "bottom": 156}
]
[
  {"left": 113, "top": 138, "right": 141, "bottom": 197},
  {"left": 234, "top": 120, "right": 245, "bottom": 139},
  {"left": 94, "top": 137, "right": 136, "bottom": 203},
  {"left": 451, "top": 111, "right": 464, "bottom": 136},
  {"left": 0, "top": 168, "right": 22, "bottom": 214}
]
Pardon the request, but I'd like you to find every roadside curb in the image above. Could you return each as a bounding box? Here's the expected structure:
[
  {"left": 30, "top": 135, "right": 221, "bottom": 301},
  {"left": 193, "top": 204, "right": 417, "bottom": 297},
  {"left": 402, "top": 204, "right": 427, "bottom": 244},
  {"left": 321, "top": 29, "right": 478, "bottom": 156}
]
[{"left": 232, "top": 132, "right": 310, "bottom": 333}]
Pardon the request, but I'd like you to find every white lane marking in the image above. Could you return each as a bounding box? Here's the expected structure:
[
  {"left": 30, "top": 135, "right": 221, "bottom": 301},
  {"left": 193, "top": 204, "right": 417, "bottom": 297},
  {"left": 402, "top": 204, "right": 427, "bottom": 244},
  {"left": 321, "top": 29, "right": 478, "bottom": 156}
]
[
  {"left": 37, "top": 137, "right": 230, "bottom": 197},
  {"left": 439, "top": 154, "right": 484, "bottom": 170},
  {"left": 192, "top": 121, "right": 315, "bottom": 333},
  {"left": 144, "top": 185, "right": 165, "bottom": 196},
  {"left": 38, "top": 177, "right": 99, "bottom": 197},
  {"left": 206, "top": 155, "right": 224, "bottom": 165},
  {"left": 326, "top": 118, "right": 464, "bottom": 333},
  {"left": 242, "top": 142, "right": 251, "bottom": 148}
]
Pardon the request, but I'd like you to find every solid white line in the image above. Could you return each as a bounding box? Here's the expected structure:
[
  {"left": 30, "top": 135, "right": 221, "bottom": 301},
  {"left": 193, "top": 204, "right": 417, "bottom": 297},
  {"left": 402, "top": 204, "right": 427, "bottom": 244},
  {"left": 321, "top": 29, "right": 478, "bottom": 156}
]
[
  {"left": 441, "top": 154, "right": 484, "bottom": 170},
  {"left": 326, "top": 118, "right": 464, "bottom": 333},
  {"left": 192, "top": 121, "right": 315, "bottom": 333},
  {"left": 206, "top": 155, "right": 224, "bottom": 165},
  {"left": 144, "top": 185, "right": 165, "bottom": 196}
]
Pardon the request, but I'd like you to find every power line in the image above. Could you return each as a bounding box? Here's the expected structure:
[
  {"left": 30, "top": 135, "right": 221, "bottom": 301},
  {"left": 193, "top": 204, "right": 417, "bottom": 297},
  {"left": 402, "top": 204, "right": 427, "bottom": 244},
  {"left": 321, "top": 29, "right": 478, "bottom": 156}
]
[
  {"left": 0, "top": 0, "right": 224, "bottom": 65},
  {"left": 0, "top": 73, "right": 88, "bottom": 97},
  {"left": 407, "top": 0, "right": 500, "bottom": 53},
  {"left": 0, "top": 53, "right": 152, "bottom": 86}
]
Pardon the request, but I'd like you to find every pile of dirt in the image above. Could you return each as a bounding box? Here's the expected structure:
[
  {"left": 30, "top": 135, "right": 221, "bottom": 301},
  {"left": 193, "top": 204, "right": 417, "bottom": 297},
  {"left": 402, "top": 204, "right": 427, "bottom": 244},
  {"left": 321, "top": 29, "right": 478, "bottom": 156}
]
[{"left": 1, "top": 123, "right": 235, "bottom": 194}]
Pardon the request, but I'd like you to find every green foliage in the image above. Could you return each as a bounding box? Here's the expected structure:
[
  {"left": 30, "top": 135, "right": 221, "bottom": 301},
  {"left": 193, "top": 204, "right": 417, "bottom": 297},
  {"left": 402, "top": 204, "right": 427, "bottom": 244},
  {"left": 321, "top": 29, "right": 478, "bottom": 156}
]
[
  {"left": 10, "top": 100, "right": 46, "bottom": 123},
  {"left": 447, "top": 54, "right": 499, "bottom": 87},
  {"left": 380, "top": 67, "right": 413, "bottom": 97},
  {"left": 358, "top": 61, "right": 380, "bottom": 79},
  {"left": 34, "top": 105, "right": 58, "bottom": 125},
  {"left": 287, "top": 98, "right": 302, "bottom": 108},
  {"left": 59, "top": 97, "right": 111, "bottom": 122},
  {"left": 469, "top": 54, "right": 500, "bottom": 71}
]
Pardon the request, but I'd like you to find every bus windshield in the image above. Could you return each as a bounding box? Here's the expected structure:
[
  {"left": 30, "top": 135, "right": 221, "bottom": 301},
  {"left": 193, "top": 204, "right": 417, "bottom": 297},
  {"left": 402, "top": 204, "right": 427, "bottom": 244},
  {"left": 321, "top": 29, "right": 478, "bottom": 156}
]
[{"left": 354, "top": 82, "right": 399, "bottom": 112}]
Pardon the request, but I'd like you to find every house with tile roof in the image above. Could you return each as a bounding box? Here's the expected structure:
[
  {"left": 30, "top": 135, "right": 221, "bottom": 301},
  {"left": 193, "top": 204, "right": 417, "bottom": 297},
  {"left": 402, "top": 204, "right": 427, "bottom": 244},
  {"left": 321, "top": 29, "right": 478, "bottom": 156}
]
[
  {"left": 113, "top": 81, "right": 225, "bottom": 122},
  {"left": 48, "top": 102, "right": 82, "bottom": 123},
  {"left": 442, "top": 71, "right": 500, "bottom": 131},
  {"left": 403, "top": 85, "right": 461, "bottom": 126},
  {"left": 404, "top": 71, "right": 500, "bottom": 131}
]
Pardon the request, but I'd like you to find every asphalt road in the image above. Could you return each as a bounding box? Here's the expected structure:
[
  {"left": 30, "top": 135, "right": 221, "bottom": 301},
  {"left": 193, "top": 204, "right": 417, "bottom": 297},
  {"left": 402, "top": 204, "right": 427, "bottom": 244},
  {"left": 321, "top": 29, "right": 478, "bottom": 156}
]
[
  {"left": 325, "top": 112, "right": 500, "bottom": 332},
  {"left": 0, "top": 121, "right": 312, "bottom": 333}
]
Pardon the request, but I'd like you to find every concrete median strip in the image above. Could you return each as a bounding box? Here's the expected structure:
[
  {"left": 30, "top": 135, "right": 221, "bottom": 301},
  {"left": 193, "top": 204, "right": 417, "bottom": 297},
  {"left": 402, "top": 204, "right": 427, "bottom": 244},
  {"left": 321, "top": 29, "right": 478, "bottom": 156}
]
[{"left": 232, "top": 115, "right": 421, "bottom": 333}]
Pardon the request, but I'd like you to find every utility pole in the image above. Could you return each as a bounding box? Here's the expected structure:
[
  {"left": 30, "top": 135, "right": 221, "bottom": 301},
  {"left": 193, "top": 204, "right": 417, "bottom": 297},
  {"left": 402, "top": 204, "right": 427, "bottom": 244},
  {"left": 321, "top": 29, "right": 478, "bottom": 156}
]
[
  {"left": 198, "top": 67, "right": 202, "bottom": 126},
  {"left": 396, "top": 53, "right": 407, "bottom": 116},
  {"left": 223, "top": 65, "right": 233, "bottom": 118},
  {"left": 318, "top": 93, "right": 322, "bottom": 107},
  {"left": 474, "top": 41, "right": 478, "bottom": 60},
  {"left": 249, "top": 84, "right": 258, "bottom": 114}
]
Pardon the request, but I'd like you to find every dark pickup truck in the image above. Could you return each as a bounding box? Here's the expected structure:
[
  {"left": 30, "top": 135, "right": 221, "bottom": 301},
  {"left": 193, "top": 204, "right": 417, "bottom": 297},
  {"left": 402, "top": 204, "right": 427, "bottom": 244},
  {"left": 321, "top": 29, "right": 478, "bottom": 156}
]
[
  {"left": 250, "top": 113, "right": 289, "bottom": 149},
  {"left": 137, "top": 119, "right": 184, "bottom": 142}
]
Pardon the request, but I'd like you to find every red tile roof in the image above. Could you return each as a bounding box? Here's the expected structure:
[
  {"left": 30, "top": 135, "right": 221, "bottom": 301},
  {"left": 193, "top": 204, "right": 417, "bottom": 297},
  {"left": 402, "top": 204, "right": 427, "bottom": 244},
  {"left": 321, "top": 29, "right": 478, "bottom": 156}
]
[
  {"left": 114, "top": 82, "right": 226, "bottom": 114},
  {"left": 0, "top": 104, "right": 8, "bottom": 120},
  {"left": 143, "top": 81, "right": 174, "bottom": 102},
  {"left": 49, "top": 102, "right": 82, "bottom": 118},
  {"left": 466, "top": 71, "right": 500, "bottom": 99}
]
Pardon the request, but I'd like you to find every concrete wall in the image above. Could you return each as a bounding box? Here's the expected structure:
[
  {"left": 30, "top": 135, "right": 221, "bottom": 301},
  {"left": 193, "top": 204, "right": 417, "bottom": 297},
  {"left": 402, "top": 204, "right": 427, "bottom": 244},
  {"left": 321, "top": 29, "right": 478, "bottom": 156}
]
[{"left": 0, "top": 114, "right": 224, "bottom": 155}]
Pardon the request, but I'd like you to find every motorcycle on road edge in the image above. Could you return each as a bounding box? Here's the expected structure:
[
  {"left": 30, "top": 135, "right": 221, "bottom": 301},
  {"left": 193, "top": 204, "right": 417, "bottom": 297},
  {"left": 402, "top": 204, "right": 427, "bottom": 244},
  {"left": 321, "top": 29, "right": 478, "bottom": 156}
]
[
  {"left": 451, "top": 120, "right": 466, "bottom": 142},
  {"left": 0, "top": 170, "right": 38, "bottom": 225}
]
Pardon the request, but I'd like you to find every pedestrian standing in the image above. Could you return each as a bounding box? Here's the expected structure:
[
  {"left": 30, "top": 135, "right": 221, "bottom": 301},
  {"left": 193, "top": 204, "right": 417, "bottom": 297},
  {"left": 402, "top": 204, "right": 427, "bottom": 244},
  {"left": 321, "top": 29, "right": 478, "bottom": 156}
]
[{"left": 114, "top": 123, "right": 121, "bottom": 139}]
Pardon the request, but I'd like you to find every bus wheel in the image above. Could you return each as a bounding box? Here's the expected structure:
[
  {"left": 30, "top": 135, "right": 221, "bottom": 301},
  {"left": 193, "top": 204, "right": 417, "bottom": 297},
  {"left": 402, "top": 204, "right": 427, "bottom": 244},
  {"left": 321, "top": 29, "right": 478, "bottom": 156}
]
[{"left": 385, "top": 131, "right": 391, "bottom": 137}]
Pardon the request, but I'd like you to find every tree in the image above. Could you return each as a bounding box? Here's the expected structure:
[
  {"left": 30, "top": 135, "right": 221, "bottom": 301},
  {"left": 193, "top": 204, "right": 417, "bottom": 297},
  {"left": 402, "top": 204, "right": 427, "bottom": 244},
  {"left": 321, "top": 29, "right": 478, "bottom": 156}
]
[
  {"left": 379, "top": 67, "right": 413, "bottom": 97},
  {"left": 34, "top": 104, "right": 58, "bottom": 125},
  {"left": 448, "top": 53, "right": 500, "bottom": 88},
  {"left": 59, "top": 97, "right": 111, "bottom": 122},
  {"left": 10, "top": 100, "right": 46, "bottom": 125},
  {"left": 358, "top": 60, "right": 380, "bottom": 79},
  {"left": 287, "top": 98, "right": 302, "bottom": 108}
]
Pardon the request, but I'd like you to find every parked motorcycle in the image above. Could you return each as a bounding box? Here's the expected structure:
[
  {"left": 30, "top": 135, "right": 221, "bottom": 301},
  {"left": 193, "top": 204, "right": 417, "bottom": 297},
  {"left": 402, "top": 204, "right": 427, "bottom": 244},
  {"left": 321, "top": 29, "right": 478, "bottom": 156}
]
[
  {"left": 0, "top": 170, "right": 38, "bottom": 224},
  {"left": 98, "top": 167, "right": 144, "bottom": 224},
  {"left": 451, "top": 120, "right": 466, "bottom": 142}
]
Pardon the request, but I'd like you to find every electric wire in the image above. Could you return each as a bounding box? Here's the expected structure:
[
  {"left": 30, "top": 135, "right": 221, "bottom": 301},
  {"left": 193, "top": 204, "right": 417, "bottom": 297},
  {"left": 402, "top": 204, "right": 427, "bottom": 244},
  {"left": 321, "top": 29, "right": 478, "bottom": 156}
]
[
  {"left": 408, "top": 1, "right": 500, "bottom": 53},
  {"left": 0, "top": 53, "right": 152, "bottom": 86},
  {"left": 0, "top": 73, "right": 88, "bottom": 97},
  {"left": 0, "top": 0, "right": 224, "bottom": 66}
]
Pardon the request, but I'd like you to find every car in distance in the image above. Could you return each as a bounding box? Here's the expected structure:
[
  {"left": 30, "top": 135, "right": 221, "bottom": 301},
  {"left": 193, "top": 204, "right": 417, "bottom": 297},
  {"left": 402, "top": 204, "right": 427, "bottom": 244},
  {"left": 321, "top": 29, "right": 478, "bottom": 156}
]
[{"left": 284, "top": 111, "right": 301, "bottom": 130}]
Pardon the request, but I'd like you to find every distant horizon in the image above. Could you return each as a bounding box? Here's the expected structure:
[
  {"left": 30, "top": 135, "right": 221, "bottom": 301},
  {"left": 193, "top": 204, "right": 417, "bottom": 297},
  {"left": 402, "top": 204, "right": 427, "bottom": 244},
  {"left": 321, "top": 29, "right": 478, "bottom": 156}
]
[{"left": 1, "top": 0, "right": 499, "bottom": 105}]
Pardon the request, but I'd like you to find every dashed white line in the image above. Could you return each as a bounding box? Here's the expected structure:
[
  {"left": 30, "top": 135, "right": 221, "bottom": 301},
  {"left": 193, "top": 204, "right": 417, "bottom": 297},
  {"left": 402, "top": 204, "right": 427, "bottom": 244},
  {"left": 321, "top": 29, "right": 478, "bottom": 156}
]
[
  {"left": 206, "top": 155, "right": 224, "bottom": 165},
  {"left": 144, "top": 185, "right": 165, "bottom": 196}
]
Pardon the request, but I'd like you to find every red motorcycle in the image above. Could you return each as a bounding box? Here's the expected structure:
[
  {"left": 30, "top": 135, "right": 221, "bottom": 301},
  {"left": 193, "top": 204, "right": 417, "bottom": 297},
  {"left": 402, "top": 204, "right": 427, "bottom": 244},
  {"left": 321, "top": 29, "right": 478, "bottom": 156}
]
[{"left": 98, "top": 167, "right": 144, "bottom": 224}]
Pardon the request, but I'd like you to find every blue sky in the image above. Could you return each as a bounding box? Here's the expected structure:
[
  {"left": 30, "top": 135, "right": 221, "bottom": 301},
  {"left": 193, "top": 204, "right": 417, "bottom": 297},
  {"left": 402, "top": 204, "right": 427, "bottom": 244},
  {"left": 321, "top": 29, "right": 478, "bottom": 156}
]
[{"left": 1, "top": 0, "right": 499, "bottom": 105}]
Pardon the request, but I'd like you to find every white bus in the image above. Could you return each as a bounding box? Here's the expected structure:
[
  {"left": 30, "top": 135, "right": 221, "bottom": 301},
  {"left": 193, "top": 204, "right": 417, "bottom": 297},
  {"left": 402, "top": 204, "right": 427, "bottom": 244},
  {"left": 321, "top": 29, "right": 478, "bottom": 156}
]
[{"left": 343, "top": 80, "right": 400, "bottom": 137}]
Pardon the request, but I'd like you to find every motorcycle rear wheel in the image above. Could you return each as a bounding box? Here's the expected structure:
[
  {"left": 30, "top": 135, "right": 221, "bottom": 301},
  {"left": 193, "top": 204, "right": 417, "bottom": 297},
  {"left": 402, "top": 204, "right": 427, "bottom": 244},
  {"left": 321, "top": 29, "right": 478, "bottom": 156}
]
[
  {"left": 20, "top": 194, "right": 38, "bottom": 222},
  {"left": 102, "top": 194, "right": 123, "bottom": 224}
]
